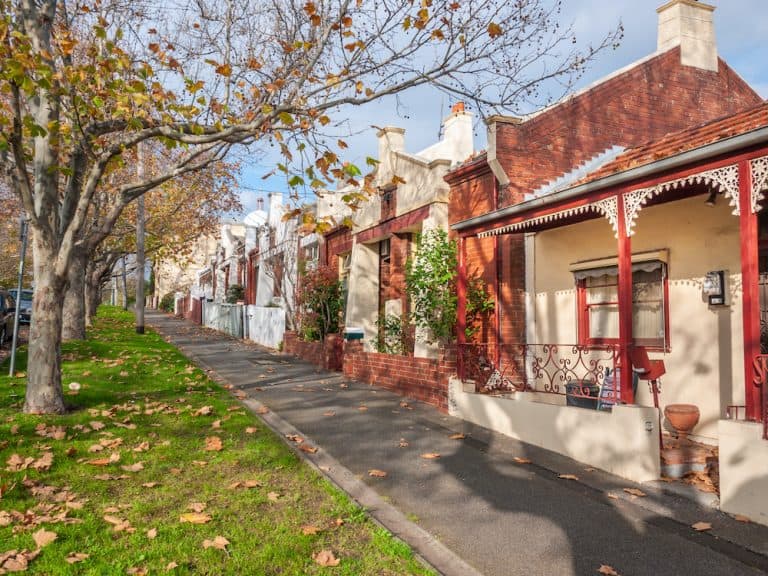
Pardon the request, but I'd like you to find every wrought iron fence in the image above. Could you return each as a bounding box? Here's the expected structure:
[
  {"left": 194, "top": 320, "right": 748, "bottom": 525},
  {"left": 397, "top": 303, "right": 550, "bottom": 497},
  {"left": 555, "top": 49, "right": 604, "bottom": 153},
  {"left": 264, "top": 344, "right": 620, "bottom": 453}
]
[
  {"left": 458, "top": 342, "right": 621, "bottom": 406},
  {"left": 751, "top": 354, "right": 768, "bottom": 440}
]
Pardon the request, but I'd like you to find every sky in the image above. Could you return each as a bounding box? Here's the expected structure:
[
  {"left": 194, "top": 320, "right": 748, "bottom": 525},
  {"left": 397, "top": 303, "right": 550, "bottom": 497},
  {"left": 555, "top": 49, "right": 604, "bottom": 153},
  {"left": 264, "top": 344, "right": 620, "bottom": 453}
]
[{"left": 237, "top": 0, "right": 768, "bottom": 215}]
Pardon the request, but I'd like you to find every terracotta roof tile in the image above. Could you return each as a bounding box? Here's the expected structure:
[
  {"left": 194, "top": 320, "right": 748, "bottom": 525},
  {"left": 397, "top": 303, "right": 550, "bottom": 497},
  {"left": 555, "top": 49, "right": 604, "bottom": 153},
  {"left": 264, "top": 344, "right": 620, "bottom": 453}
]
[{"left": 574, "top": 101, "right": 768, "bottom": 185}]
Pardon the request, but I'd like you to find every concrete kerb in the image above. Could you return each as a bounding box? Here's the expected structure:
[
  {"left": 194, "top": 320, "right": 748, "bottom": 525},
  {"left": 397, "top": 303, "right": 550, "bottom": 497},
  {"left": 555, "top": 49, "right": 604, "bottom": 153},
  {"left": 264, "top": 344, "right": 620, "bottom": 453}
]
[{"left": 153, "top": 318, "right": 483, "bottom": 576}]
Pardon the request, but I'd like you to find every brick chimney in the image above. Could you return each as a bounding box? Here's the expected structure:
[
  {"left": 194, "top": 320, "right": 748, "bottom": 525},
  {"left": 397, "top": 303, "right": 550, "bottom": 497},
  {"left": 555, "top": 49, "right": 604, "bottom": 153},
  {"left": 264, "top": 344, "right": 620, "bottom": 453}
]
[{"left": 657, "top": 0, "right": 718, "bottom": 72}]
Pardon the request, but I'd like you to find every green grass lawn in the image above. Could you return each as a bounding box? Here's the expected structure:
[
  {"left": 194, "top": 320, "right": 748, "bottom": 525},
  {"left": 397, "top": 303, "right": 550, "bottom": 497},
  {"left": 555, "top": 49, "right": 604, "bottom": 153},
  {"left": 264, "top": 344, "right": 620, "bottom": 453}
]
[{"left": 0, "top": 307, "right": 433, "bottom": 575}]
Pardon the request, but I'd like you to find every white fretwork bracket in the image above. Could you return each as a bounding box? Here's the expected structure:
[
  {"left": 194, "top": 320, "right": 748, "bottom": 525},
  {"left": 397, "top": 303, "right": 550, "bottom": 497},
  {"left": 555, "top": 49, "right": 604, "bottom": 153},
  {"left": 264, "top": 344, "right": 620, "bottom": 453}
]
[
  {"left": 622, "top": 163, "right": 740, "bottom": 235},
  {"left": 751, "top": 155, "right": 768, "bottom": 213}
]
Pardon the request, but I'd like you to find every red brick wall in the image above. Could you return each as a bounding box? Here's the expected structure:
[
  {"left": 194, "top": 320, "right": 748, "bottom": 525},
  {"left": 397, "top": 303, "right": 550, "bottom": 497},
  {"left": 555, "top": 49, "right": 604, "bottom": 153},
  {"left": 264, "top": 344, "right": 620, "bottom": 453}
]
[
  {"left": 322, "top": 227, "right": 352, "bottom": 270},
  {"left": 494, "top": 49, "right": 762, "bottom": 207},
  {"left": 343, "top": 341, "right": 456, "bottom": 411},
  {"left": 283, "top": 332, "right": 344, "bottom": 371},
  {"left": 379, "top": 234, "right": 410, "bottom": 309}
]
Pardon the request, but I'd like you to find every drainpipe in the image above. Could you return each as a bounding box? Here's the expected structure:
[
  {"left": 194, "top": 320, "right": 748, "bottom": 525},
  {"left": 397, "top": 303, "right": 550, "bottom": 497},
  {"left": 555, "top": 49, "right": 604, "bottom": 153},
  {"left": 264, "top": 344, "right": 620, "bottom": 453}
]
[{"left": 493, "top": 178, "right": 501, "bottom": 367}]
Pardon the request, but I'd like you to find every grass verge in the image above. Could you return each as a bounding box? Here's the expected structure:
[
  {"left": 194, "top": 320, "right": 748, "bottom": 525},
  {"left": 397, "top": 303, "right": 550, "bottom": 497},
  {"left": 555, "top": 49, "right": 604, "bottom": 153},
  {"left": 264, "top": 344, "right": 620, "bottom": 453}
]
[{"left": 0, "top": 307, "right": 433, "bottom": 575}]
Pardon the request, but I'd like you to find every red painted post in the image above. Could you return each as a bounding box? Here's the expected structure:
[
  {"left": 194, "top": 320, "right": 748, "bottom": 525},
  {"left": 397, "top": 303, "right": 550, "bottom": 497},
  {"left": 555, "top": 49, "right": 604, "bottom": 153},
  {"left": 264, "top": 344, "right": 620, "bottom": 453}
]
[
  {"left": 616, "top": 195, "right": 635, "bottom": 404},
  {"left": 738, "top": 160, "right": 762, "bottom": 422},
  {"left": 457, "top": 236, "right": 468, "bottom": 380}
]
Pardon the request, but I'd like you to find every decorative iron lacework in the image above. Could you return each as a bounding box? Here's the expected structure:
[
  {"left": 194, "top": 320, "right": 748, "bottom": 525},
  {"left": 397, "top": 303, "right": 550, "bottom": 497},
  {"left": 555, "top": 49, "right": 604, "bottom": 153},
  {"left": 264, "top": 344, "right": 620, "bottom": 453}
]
[
  {"left": 593, "top": 197, "right": 619, "bottom": 238},
  {"left": 476, "top": 203, "right": 602, "bottom": 238},
  {"left": 623, "top": 163, "right": 741, "bottom": 235},
  {"left": 751, "top": 156, "right": 768, "bottom": 213}
]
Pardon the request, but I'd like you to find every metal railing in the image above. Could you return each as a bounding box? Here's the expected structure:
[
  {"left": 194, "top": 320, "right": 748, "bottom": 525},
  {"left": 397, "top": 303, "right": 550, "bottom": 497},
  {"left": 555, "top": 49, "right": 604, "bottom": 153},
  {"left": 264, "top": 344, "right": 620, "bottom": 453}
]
[
  {"left": 751, "top": 354, "right": 768, "bottom": 440},
  {"left": 458, "top": 342, "right": 622, "bottom": 406}
]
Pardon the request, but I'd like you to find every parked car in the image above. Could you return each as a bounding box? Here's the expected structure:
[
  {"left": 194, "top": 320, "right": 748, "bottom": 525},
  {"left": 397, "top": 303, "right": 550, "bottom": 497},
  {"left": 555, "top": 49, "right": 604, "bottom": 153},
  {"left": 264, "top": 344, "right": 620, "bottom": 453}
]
[
  {"left": 0, "top": 290, "right": 16, "bottom": 347},
  {"left": 9, "top": 288, "right": 33, "bottom": 325}
]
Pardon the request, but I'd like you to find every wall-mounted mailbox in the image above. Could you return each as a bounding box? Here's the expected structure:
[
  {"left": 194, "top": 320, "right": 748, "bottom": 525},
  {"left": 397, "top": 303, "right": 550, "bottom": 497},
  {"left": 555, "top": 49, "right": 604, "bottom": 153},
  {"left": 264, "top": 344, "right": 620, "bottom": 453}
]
[{"left": 703, "top": 270, "right": 725, "bottom": 306}]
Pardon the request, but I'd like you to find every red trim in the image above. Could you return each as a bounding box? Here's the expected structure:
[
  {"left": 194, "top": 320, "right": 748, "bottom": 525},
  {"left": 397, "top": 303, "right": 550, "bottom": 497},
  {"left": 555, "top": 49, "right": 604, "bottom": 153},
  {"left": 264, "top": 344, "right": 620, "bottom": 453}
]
[
  {"left": 616, "top": 195, "right": 634, "bottom": 404},
  {"left": 356, "top": 205, "right": 431, "bottom": 244},
  {"left": 457, "top": 237, "right": 467, "bottom": 378},
  {"left": 493, "top": 178, "right": 501, "bottom": 366},
  {"left": 739, "top": 159, "right": 762, "bottom": 421}
]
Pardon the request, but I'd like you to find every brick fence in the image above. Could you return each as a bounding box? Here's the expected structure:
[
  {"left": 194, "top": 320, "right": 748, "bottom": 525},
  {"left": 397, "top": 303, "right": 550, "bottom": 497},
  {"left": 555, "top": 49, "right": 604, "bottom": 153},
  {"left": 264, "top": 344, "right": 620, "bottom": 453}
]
[
  {"left": 283, "top": 331, "right": 344, "bottom": 372},
  {"left": 343, "top": 341, "right": 456, "bottom": 412}
]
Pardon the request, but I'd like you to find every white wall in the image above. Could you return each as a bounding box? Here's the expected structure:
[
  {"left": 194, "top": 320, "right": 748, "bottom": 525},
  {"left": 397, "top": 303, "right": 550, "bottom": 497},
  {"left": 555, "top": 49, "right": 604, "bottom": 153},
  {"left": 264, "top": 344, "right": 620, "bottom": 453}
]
[
  {"left": 718, "top": 420, "right": 768, "bottom": 526},
  {"left": 346, "top": 242, "right": 380, "bottom": 350},
  {"left": 245, "top": 305, "right": 285, "bottom": 349},
  {"left": 449, "top": 379, "right": 661, "bottom": 483}
]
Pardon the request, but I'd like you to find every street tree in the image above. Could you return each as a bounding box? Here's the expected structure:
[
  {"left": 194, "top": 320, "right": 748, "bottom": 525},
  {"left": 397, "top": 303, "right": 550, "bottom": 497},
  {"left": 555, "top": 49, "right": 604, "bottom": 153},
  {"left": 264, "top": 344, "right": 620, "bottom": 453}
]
[{"left": 0, "top": 0, "right": 620, "bottom": 413}]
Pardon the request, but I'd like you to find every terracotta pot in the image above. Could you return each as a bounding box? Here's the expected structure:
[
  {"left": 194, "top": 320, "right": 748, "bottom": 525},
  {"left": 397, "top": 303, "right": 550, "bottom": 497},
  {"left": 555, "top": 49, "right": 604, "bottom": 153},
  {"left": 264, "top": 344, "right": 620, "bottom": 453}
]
[{"left": 664, "top": 403, "right": 700, "bottom": 439}]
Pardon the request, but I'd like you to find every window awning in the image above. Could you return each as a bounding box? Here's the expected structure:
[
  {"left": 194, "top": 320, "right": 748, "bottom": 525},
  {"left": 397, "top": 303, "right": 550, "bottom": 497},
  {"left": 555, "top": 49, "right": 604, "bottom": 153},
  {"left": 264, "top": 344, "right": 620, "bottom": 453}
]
[{"left": 570, "top": 250, "right": 668, "bottom": 280}]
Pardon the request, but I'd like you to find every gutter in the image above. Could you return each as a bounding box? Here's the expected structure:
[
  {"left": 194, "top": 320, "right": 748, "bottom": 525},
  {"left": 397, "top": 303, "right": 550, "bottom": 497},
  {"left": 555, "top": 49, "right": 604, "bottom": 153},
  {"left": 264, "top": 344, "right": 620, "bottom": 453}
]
[{"left": 453, "top": 125, "right": 768, "bottom": 232}]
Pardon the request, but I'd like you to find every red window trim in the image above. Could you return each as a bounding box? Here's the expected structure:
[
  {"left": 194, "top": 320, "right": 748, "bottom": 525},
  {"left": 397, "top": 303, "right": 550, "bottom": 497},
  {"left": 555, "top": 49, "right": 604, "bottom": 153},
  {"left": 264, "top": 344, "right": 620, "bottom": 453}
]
[{"left": 576, "top": 269, "right": 670, "bottom": 352}]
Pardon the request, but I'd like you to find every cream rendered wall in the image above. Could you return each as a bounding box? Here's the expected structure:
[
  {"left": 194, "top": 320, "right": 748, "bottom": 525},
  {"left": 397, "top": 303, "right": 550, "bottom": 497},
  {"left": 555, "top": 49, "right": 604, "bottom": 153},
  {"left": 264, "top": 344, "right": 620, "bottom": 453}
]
[
  {"left": 532, "top": 196, "right": 743, "bottom": 441},
  {"left": 718, "top": 420, "right": 768, "bottom": 526},
  {"left": 346, "top": 241, "right": 379, "bottom": 350}
]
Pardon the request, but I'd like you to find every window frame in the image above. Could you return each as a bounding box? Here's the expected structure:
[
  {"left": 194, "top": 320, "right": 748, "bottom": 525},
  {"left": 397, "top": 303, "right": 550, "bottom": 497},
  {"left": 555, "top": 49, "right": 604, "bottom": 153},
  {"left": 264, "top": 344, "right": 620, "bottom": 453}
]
[{"left": 576, "top": 262, "right": 670, "bottom": 351}]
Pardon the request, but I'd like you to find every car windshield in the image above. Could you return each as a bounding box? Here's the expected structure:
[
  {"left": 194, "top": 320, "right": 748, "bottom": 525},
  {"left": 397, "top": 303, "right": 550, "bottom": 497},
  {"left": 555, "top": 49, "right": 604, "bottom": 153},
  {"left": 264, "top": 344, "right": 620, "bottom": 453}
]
[{"left": 9, "top": 289, "right": 33, "bottom": 303}]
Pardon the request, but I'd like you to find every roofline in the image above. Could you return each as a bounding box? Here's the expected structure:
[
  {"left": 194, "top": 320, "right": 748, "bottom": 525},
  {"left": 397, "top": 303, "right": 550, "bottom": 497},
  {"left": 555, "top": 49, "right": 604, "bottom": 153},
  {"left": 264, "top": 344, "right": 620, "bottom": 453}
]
[{"left": 453, "top": 124, "right": 768, "bottom": 232}]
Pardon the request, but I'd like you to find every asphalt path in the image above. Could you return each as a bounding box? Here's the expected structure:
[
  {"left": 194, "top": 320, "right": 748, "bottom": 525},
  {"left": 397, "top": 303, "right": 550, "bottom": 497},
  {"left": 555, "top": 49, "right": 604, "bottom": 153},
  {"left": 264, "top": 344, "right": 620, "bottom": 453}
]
[{"left": 148, "top": 311, "right": 768, "bottom": 576}]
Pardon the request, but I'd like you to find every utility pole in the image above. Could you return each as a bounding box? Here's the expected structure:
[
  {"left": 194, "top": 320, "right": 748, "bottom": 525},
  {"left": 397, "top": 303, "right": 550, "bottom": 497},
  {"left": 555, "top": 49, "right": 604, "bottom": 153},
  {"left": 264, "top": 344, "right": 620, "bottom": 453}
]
[
  {"left": 9, "top": 216, "right": 28, "bottom": 377},
  {"left": 135, "top": 143, "right": 146, "bottom": 334}
]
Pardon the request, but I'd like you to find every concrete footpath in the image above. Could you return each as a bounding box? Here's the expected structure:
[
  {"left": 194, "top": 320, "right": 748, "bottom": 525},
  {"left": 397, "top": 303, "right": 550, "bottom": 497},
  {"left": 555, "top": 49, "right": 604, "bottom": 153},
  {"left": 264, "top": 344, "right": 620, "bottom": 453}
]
[{"left": 147, "top": 311, "right": 768, "bottom": 576}]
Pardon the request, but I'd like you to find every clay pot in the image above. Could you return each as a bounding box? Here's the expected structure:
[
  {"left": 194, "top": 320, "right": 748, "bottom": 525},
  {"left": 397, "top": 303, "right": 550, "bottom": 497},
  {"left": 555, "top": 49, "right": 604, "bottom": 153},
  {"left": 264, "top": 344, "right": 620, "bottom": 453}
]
[{"left": 664, "top": 403, "right": 700, "bottom": 440}]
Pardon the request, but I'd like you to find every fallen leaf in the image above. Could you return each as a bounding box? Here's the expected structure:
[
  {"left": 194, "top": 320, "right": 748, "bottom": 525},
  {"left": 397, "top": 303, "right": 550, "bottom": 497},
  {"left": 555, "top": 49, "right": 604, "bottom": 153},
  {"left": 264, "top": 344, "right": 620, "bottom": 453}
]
[
  {"left": 245, "top": 427, "right": 257, "bottom": 434},
  {"left": 193, "top": 406, "right": 213, "bottom": 417},
  {"left": 170, "top": 467, "right": 182, "bottom": 475},
  {"left": 267, "top": 492, "right": 280, "bottom": 501},
  {"left": 692, "top": 521, "right": 712, "bottom": 531},
  {"left": 211, "top": 420, "right": 221, "bottom": 429},
  {"left": 313, "top": 549, "right": 340, "bottom": 567},
  {"left": 142, "top": 482, "right": 159, "bottom": 488},
  {"left": 606, "top": 492, "right": 619, "bottom": 500},
  {"left": 322, "top": 411, "right": 335, "bottom": 417},
  {"left": 558, "top": 474, "right": 579, "bottom": 481},
  {"left": 32, "top": 528, "right": 57, "bottom": 548},
  {"left": 31, "top": 452, "right": 54, "bottom": 471},
  {"left": 584, "top": 467, "right": 597, "bottom": 472},
  {"left": 188, "top": 502, "right": 207, "bottom": 513},
  {"left": 256, "top": 406, "right": 269, "bottom": 414},
  {"left": 165, "top": 561, "right": 178, "bottom": 570},
  {"left": 358, "top": 406, "right": 368, "bottom": 412},
  {"left": 513, "top": 457, "right": 532, "bottom": 464},
  {"left": 203, "top": 535, "right": 229, "bottom": 550},
  {"left": 368, "top": 469, "right": 387, "bottom": 477},
  {"left": 334, "top": 517, "right": 344, "bottom": 526},
  {"left": 90, "top": 421, "right": 106, "bottom": 431},
  {"left": 732, "top": 514, "right": 751, "bottom": 523},
  {"left": 243, "top": 480, "right": 261, "bottom": 488},
  {"left": 121, "top": 462, "right": 144, "bottom": 472},
  {"left": 127, "top": 568, "right": 147, "bottom": 575},
  {"left": 180, "top": 512, "right": 212, "bottom": 524},
  {"left": 598, "top": 565, "right": 620, "bottom": 576},
  {"left": 623, "top": 488, "right": 646, "bottom": 497},
  {"left": 398, "top": 439, "right": 409, "bottom": 448},
  {"left": 302, "top": 525, "right": 321, "bottom": 535},
  {"left": 299, "top": 445, "right": 318, "bottom": 454},
  {"left": 204, "top": 436, "right": 223, "bottom": 452},
  {"left": 449, "top": 433, "right": 466, "bottom": 440},
  {"left": 65, "top": 552, "right": 89, "bottom": 564},
  {"left": 146, "top": 528, "right": 157, "bottom": 539},
  {"left": 133, "top": 442, "right": 150, "bottom": 453},
  {"left": 420, "top": 453, "right": 441, "bottom": 459}
]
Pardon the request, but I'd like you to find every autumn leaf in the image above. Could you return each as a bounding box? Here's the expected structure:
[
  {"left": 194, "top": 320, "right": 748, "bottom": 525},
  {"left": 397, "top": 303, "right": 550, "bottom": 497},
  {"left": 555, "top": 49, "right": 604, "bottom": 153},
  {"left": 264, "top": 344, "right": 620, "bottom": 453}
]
[
  {"left": 204, "top": 436, "right": 223, "bottom": 452},
  {"left": 691, "top": 521, "right": 712, "bottom": 531},
  {"left": 598, "top": 565, "right": 620, "bottom": 576},
  {"left": 31, "top": 452, "right": 54, "bottom": 471},
  {"left": 203, "top": 535, "right": 229, "bottom": 550},
  {"left": 193, "top": 406, "right": 213, "bottom": 417},
  {"left": 180, "top": 512, "right": 212, "bottom": 524},
  {"left": 245, "top": 427, "right": 257, "bottom": 434},
  {"left": 313, "top": 549, "right": 340, "bottom": 567},
  {"left": 398, "top": 439, "right": 409, "bottom": 448},
  {"left": 141, "top": 482, "right": 159, "bottom": 488},
  {"left": 32, "top": 528, "right": 57, "bottom": 548},
  {"left": 211, "top": 420, "right": 221, "bottom": 429},
  {"left": 267, "top": 492, "right": 280, "bottom": 501},
  {"left": 256, "top": 406, "right": 269, "bottom": 414},
  {"left": 90, "top": 421, "right": 106, "bottom": 430},
  {"left": 513, "top": 457, "right": 532, "bottom": 464},
  {"left": 146, "top": 528, "right": 157, "bottom": 539},
  {"left": 487, "top": 22, "right": 503, "bottom": 38},
  {"left": 302, "top": 525, "right": 321, "bottom": 535},
  {"left": 623, "top": 488, "right": 646, "bottom": 497},
  {"left": 449, "top": 433, "right": 466, "bottom": 440},
  {"left": 420, "top": 453, "right": 441, "bottom": 459},
  {"left": 732, "top": 514, "right": 751, "bottom": 523},
  {"left": 368, "top": 469, "right": 387, "bottom": 477},
  {"left": 121, "top": 462, "right": 144, "bottom": 472},
  {"left": 558, "top": 474, "right": 579, "bottom": 481},
  {"left": 65, "top": 552, "right": 89, "bottom": 564},
  {"left": 358, "top": 406, "right": 368, "bottom": 412},
  {"left": 322, "top": 411, "right": 335, "bottom": 417}
]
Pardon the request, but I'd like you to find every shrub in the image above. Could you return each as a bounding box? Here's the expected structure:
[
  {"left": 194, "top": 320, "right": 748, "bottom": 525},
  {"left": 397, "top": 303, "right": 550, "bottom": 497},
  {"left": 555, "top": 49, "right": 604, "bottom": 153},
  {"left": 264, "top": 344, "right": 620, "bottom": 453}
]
[
  {"left": 226, "top": 284, "right": 245, "bottom": 304},
  {"left": 296, "top": 265, "right": 343, "bottom": 341},
  {"left": 159, "top": 293, "right": 176, "bottom": 313}
]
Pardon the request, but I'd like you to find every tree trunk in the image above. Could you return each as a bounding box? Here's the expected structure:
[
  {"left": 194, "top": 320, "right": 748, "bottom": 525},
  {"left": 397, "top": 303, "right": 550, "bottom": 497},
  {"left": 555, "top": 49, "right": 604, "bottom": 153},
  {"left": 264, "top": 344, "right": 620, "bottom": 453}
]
[
  {"left": 84, "top": 263, "right": 102, "bottom": 327},
  {"left": 62, "top": 248, "right": 87, "bottom": 340},
  {"left": 25, "top": 238, "right": 66, "bottom": 414}
]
